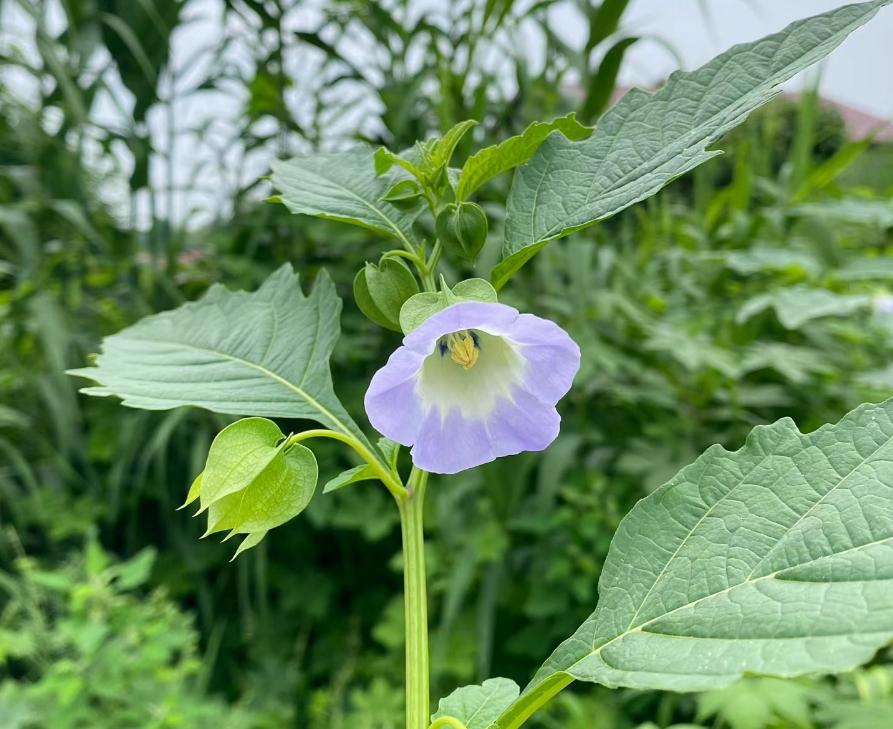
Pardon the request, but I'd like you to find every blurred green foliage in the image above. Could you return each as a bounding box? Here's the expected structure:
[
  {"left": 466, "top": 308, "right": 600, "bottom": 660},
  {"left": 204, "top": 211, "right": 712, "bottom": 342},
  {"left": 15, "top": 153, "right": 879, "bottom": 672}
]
[{"left": 1, "top": 1, "right": 893, "bottom": 728}]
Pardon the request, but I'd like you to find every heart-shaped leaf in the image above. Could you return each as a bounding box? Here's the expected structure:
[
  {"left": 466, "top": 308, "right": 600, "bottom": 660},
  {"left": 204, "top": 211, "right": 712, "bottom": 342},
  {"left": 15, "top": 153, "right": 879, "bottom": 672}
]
[
  {"left": 187, "top": 417, "right": 319, "bottom": 558},
  {"left": 433, "top": 678, "right": 520, "bottom": 729}
]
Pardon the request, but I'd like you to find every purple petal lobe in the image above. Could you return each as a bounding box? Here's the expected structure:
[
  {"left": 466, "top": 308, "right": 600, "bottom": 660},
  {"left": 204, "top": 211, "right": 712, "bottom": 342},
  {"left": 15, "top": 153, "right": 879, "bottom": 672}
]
[
  {"left": 411, "top": 387, "right": 561, "bottom": 474},
  {"left": 508, "top": 313, "right": 581, "bottom": 404},
  {"left": 365, "top": 346, "right": 426, "bottom": 446}
]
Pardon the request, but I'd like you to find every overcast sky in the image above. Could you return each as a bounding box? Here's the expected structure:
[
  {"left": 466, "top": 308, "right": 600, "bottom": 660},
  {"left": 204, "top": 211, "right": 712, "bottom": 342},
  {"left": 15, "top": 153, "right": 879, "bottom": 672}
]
[
  {"left": 4, "top": 0, "right": 889, "bottom": 229},
  {"left": 122, "top": 0, "right": 893, "bottom": 227},
  {"left": 587, "top": 0, "right": 893, "bottom": 116}
]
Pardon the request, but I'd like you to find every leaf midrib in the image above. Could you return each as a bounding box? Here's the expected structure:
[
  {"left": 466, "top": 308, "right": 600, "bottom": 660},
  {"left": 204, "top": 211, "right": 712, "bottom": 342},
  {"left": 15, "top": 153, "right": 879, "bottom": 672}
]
[
  {"left": 464, "top": 683, "right": 505, "bottom": 726},
  {"left": 563, "top": 437, "right": 893, "bottom": 680},
  {"left": 291, "top": 163, "right": 413, "bottom": 248},
  {"left": 532, "top": 7, "right": 876, "bottom": 244},
  {"left": 560, "top": 532, "right": 893, "bottom": 682},
  {"left": 137, "top": 337, "right": 356, "bottom": 440}
]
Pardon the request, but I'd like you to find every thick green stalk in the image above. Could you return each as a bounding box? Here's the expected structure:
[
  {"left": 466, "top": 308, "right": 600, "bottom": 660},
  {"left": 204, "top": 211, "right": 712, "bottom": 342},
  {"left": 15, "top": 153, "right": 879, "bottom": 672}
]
[{"left": 399, "top": 467, "right": 430, "bottom": 729}]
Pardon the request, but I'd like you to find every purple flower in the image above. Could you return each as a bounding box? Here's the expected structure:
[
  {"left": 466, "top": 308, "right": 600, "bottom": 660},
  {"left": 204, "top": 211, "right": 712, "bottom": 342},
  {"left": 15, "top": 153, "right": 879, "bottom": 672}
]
[{"left": 365, "top": 302, "right": 580, "bottom": 474}]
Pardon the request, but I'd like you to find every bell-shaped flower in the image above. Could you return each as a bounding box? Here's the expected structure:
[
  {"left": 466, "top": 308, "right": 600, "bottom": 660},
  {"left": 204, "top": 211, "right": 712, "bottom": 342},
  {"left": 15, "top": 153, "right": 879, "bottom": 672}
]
[{"left": 365, "top": 302, "right": 580, "bottom": 474}]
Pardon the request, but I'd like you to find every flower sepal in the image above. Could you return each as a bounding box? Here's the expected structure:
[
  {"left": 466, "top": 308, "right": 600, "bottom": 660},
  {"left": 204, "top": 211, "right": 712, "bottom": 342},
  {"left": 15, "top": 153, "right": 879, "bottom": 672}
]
[
  {"left": 399, "top": 276, "right": 497, "bottom": 334},
  {"left": 354, "top": 258, "right": 420, "bottom": 331}
]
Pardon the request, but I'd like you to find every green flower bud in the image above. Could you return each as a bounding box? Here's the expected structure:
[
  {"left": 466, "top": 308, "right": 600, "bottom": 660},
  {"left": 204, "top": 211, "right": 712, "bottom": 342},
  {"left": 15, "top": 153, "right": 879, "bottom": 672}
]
[
  {"left": 435, "top": 202, "right": 488, "bottom": 262},
  {"left": 354, "top": 258, "right": 420, "bottom": 331}
]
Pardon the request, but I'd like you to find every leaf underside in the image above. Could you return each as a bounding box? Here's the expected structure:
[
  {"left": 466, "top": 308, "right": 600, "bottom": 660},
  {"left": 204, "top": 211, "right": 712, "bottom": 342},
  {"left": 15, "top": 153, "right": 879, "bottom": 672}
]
[
  {"left": 494, "top": 0, "right": 892, "bottom": 289},
  {"left": 270, "top": 147, "right": 425, "bottom": 248},
  {"left": 69, "top": 264, "right": 370, "bottom": 449},
  {"left": 496, "top": 398, "right": 893, "bottom": 728}
]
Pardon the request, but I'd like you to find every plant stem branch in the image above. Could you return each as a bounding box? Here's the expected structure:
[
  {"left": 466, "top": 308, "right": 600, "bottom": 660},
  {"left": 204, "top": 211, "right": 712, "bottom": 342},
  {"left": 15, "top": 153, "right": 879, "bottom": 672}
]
[
  {"left": 429, "top": 718, "right": 468, "bottom": 729},
  {"left": 285, "top": 430, "right": 406, "bottom": 499},
  {"left": 400, "top": 466, "right": 430, "bottom": 729}
]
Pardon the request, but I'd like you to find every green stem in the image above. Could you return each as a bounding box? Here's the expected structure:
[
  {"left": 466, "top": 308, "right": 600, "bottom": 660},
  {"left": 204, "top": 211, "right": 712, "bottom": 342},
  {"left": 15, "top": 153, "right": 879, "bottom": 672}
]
[
  {"left": 285, "top": 430, "right": 406, "bottom": 499},
  {"left": 426, "top": 239, "right": 443, "bottom": 274},
  {"left": 382, "top": 249, "right": 424, "bottom": 265},
  {"left": 400, "top": 466, "right": 430, "bottom": 729},
  {"left": 499, "top": 674, "right": 575, "bottom": 729},
  {"left": 429, "top": 718, "right": 468, "bottom": 729}
]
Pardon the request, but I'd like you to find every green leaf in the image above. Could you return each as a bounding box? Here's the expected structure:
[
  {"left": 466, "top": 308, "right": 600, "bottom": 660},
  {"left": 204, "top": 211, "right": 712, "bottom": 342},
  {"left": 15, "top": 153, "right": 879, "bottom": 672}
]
[
  {"left": 796, "top": 198, "right": 893, "bottom": 229},
  {"left": 198, "top": 419, "right": 318, "bottom": 557},
  {"left": 697, "top": 678, "right": 814, "bottom": 729},
  {"left": 374, "top": 146, "right": 419, "bottom": 177},
  {"left": 231, "top": 531, "right": 268, "bottom": 561},
  {"left": 736, "top": 286, "right": 871, "bottom": 329},
  {"left": 399, "top": 278, "right": 498, "bottom": 334},
  {"left": 323, "top": 463, "right": 379, "bottom": 493},
  {"left": 357, "top": 259, "right": 420, "bottom": 331},
  {"left": 495, "top": 398, "right": 893, "bottom": 728},
  {"left": 429, "top": 120, "right": 478, "bottom": 172},
  {"left": 836, "top": 257, "right": 893, "bottom": 281},
  {"left": 586, "top": 0, "right": 633, "bottom": 52},
  {"left": 178, "top": 472, "right": 203, "bottom": 510},
  {"left": 724, "top": 249, "right": 822, "bottom": 278},
  {"left": 579, "top": 38, "right": 638, "bottom": 124},
  {"left": 198, "top": 418, "right": 285, "bottom": 512},
  {"left": 456, "top": 114, "right": 591, "bottom": 200},
  {"left": 378, "top": 437, "right": 400, "bottom": 469},
  {"left": 433, "top": 678, "right": 520, "bottom": 729},
  {"left": 381, "top": 178, "right": 422, "bottom": 202},
  {"left": 69, "top": 265, "right": 372, "bottom": 451},
  {"left": 494, "top": 0, "right": 892, "bottom": 290},
  {"left": 270, "top": 147, "right": 425, "bottom": 248}
]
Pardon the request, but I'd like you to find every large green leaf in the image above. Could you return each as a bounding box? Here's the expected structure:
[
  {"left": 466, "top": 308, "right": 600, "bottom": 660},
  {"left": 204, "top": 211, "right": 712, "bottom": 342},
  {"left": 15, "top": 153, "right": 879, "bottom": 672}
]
[
  {"left": 432, "top": 678, "right": 520, "bottom": 729},
  {"left": 270, "top": 147, "right": 426, "bottom": 248},
  {"left": 494, "top": 0, "right": 891, "bottom": 290},
  {"left": 456, "top": 114, "right": 591, "bottom": 200},
  {"left": 495, "top": 399, "right": 893, "bottom": 729},
  {"left": 69, "top": 265, "right": 370, "bottom": 449}
]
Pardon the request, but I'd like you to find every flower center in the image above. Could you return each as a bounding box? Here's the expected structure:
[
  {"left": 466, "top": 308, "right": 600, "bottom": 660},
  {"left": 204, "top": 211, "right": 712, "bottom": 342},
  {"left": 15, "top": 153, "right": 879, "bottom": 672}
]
[
  {"left": 443, "top": 330, "right": 480, "bottom": 370},
  {"left": 418, "top": 330, "right": 523, "bottom": 420}
]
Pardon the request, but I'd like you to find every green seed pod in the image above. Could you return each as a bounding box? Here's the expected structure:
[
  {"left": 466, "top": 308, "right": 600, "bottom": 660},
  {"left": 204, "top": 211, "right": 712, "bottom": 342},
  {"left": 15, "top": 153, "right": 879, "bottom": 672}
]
[
  {"left": 353, "top": 259, "right": 420, "bottom": 331},
  {"left": 435, "top": 202, "right": 488, "bottom": 262}
]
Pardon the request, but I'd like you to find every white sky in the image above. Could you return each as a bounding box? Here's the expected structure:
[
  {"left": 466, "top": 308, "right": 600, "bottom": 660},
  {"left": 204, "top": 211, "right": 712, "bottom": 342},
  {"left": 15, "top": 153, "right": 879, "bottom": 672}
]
[
  {"left": 2, "top": 0, "right": 890, "bottom": 229},
  {"left": 601, "top": 0, "right": 893, "bottom": 116}
]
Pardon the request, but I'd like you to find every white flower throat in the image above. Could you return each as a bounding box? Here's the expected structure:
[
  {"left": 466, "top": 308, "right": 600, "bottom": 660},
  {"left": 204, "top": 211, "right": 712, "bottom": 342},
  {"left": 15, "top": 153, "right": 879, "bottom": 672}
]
[{"left": 418, "top": 329, "right": 525, "bottom": 420}]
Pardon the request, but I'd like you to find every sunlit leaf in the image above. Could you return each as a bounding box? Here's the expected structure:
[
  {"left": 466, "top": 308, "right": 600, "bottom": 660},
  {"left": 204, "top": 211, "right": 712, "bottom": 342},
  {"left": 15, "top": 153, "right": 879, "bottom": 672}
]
[
  {"left": 188, "top": 418, "right": 318, "bottom": 557},
  {"left": 323, "top": 463, "right": 378, "bottom": 493},
  {"left": 796, "top": 198, "right": 893, "bottom": 229},
  {"left": 399, "top": 278, "right": 498, "bottom": 334}
]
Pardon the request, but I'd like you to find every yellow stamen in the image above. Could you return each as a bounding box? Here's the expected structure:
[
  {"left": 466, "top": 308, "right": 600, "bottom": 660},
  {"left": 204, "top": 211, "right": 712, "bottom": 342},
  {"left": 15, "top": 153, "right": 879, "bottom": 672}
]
[{"left": 449, "top": 334, "right": 479, "bottom": 370}]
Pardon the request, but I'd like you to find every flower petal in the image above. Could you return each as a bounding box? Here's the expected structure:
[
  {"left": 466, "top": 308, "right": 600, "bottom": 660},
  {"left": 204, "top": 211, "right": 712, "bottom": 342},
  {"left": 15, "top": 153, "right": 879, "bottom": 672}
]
[
  {"left": 403, "top": 302, "right": 520, "bottom": 355},
  {"left": 364, "top": 346, "right": 426, "bottom": 446},
  {"left": 508, "top": 313, "right": 581, "bottom": 405},
  {"left": 411, "top": 409, "right": 495, "bottom": 474},
  {"left": 411, "top": 387, "right": 561, "bottom": 474}
]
